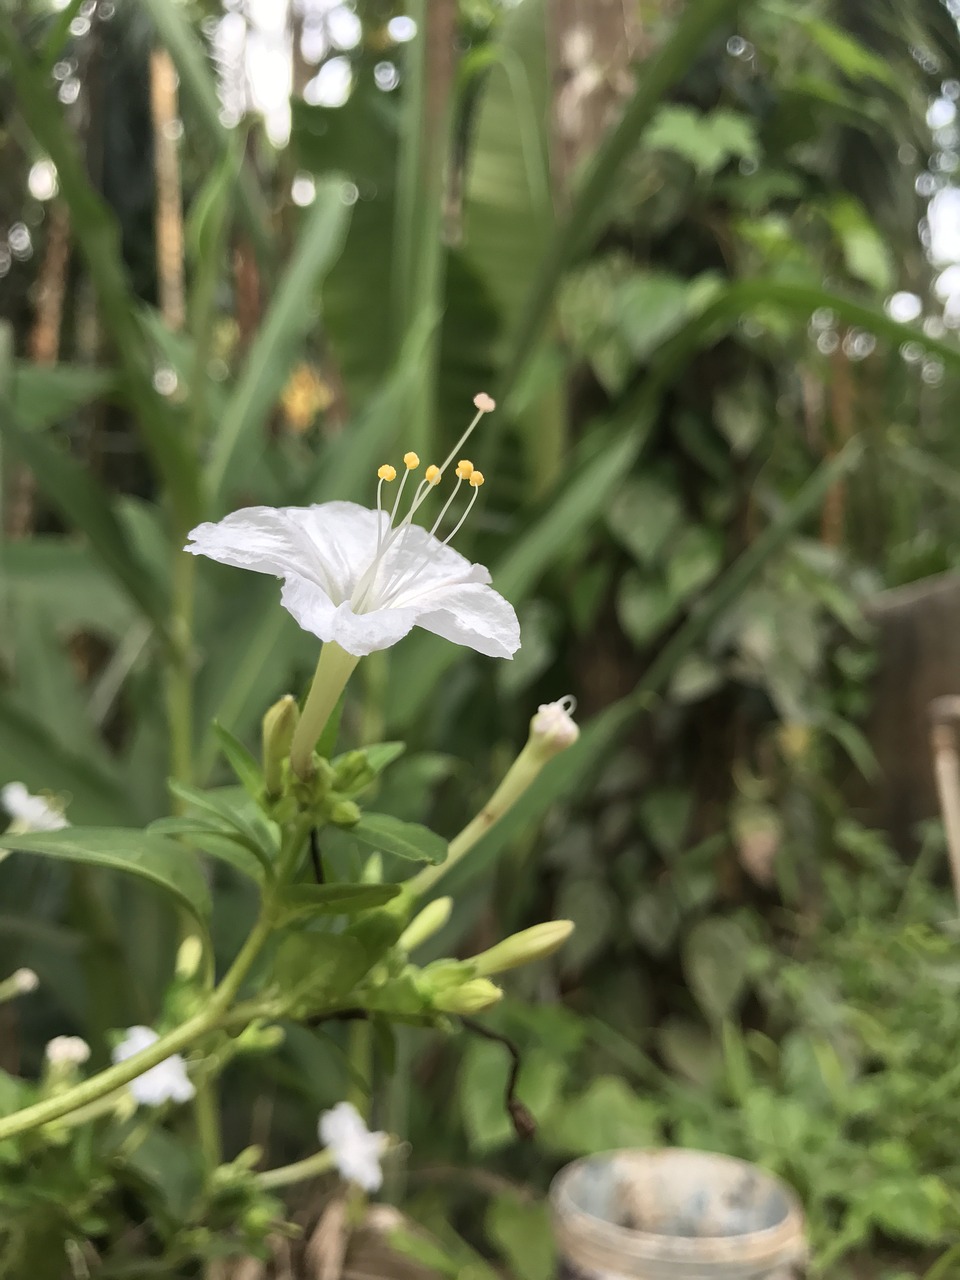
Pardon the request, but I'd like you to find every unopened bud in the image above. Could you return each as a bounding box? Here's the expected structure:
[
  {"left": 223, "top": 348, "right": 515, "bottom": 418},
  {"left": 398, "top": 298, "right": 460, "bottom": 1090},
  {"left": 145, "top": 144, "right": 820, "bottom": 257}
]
[
  {"left": 399, "top": 897, "right": 453, "bottom": 952},
  {"left": 13, "top": 967, "right": 38, "bottom": 994},
  {"left": 529, "top": 695, "right": 579, "bottom": 760},
  {"left": 176, "top": 935, "right": 203, "bottom": 980},
  {"left": 472, "top": 920, "right": 575, "bottom": 977},
  {"left": 333, "top": 750, "right": 375, "bottom": 795},
  {"left": 432, "top": 978, "right": 503, "bottom": 1015},
  {"left": 45, "top": 1035, "right": 91, "bottom": 1067},
  {"left": 262, "top": 695, "right": 299, "bottom": 796},
  {"left": 329, "top": 798, "right": 361, "bottom": 827}
]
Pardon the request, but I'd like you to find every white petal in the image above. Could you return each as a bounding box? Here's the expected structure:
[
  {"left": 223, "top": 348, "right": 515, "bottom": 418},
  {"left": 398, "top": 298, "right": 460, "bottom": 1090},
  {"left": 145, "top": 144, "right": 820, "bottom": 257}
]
[
  {"left": 186, "top": 506, "right": 325, "bottom": 581},
  {"left": 414, "top": 582, "right": 521, "bottom": 659}
]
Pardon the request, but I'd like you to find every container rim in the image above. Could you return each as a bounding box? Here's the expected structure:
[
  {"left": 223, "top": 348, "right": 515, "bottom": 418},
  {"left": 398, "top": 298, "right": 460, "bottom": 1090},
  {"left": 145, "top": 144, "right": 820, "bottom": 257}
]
[{"left": 549, "top": 1147, "right": 805, "bottom": 1267}]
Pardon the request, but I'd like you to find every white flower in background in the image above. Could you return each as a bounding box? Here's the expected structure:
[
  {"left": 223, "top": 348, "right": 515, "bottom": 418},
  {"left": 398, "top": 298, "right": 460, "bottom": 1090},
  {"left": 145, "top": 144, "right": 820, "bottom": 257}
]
[
  {"left": 319, "top": 1100, "right": 387, "bottom": 1192},
  {"left": 1, "top": 782, "right": 69, "bottom": 832},
  {"left": 111, "top": 1026, "right": 195, "bottom": 1107},
  {"left": 530, "top": 695, "right": 580, "bottom": 756},
  {"left": 46, "top": 1035, "right": 90, "bottom": 1066},
  {"left": 185, "top": 395, "right": 520, "bottom": 659}
]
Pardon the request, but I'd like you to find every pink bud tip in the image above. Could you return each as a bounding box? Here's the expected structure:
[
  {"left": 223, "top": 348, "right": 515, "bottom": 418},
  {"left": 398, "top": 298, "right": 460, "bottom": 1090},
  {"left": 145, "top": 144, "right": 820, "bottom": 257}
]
[{"left": 473, "top": 393, "right": 496, "bottom": 413}]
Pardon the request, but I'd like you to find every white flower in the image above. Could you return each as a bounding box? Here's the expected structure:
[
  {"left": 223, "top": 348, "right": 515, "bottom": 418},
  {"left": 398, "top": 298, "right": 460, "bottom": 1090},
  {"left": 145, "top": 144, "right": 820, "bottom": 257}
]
[
  {"left": 1, "top": 782, "right": 69, "bottom": 832},
  {"left": 111, "top": 1026, "right": 195, "bottom": 1107},
  {"left": 185, "top": 396, "right": 520, "bottom": 660},
  {"left": 46, "top": 1035, "right": 90, "bottom": 1066},
  {"left": 319, "top": 1100, "right": 387, "bottom": 1192},
  {"left": 530, "top": 695, "right": 579, "bottom": 756}
]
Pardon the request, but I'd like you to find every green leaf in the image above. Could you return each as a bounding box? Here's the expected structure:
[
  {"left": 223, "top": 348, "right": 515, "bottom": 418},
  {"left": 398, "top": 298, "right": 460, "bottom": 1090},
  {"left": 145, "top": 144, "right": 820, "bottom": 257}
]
[
  {"left": 8, "top": 362, "right": 114, "bottom": 431},
  {"left": 500, "top": 0, "right": 743, "bottom": 396},
  {"left": 211, "top": 722, "right": 263, "bottom": 800},
  {"left": 545, "top": 1076, "right": 660, "bottom": 1155},
  {"left": 683, "top": 917, "right": 753, "bottom": 1023},
  {"left": 167, "top": 781, "right": 279, "bottom": 872},
  {"left": 0, "top": 693, "right": 132, "bottom": 825},
  {"left": 147, "top": 817, "right": 266, "bottom": 885},
  {"left": 271, "top": 933, "right": 372, "bottom": 1011},
  {"left": 645, "top": 106, "right": 758, "bottom": 176},
  {"left": 0, "top": 828, "right": 211, "bottom": 926},
  {"left": 355, "top": 742, "right": 407, "bottom": 778},
  {"left": 0, "top": 421, "right": 168, "bottom": 627},
  {"left": 486, "top": 1199, "right": 554, "bottom": 1280},
  {"left": 824, "top": 196, "right": 894, "bottom": 293},
  {"left": 274, "top": 882, "right": 402, "bottom": 923},
  {"left": 666, "top": 526, "right": 723, "bottom": 601},
  {"left": 617, "top": 574, "right": 679, "bottom": 647},
  {"left": 607, "top": 476, "right": 684, "bottom": 565},
  {"left": 351, "top": 813, "right": 447, "bottom": 865},
  {"left": 207, "top": 181, "right": 352, "bottom": 501}
]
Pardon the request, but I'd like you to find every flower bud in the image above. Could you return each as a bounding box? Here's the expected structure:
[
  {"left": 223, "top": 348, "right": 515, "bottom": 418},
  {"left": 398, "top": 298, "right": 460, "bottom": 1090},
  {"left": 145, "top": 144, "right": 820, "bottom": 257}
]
[
  {"left": 398, "top": 897, "right": 453, "bottom": 953},
  {"left": 472, "top": 920, "right": 575, "bottom": 976},
  {"left": 45, "top": 1035, "right": 91, "bottom": 1067},
  {"left": 529, "top": 695, "right": 579, "bottom": 761},
  {"left": 13, "top": 967, "right": 38, "bottom": 994},
  {"left": 333, "top": 749, "right": 375, "bottom": 796},
  {"left": 262, "top": 695, "right": 299, "bottom": 797},
  {"left": 432, "top": 978, "right": 503, "bottom": 1015},
  {"left": 329, "top": 798, "right": 361, "bottom": 827},
  {"left": 176, "top": 935, "right": 204, "bottom": 980}
]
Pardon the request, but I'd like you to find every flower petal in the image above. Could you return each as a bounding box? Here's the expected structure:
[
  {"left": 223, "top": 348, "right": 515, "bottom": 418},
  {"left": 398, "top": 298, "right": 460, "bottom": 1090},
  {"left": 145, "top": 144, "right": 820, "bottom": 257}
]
[
  {"left": 186, "top": 506, "right": 322, "bottom": 580},
  {"left": 414, "top": 582, "right": 521, "bottom": 659}
]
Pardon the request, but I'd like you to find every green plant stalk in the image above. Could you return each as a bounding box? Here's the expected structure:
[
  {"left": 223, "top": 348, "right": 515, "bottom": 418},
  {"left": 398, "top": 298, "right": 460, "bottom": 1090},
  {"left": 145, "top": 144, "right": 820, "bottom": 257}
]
[
  {"left": 407, "top": 738, "right": 551, "bottom": 898},
  {"left": 255, "top": 1147, "right": 336, "bottom": 1191},
  {"left": 0, "top": 909, "right": 274, "bottom": 1143},
  {"left": 290, "top": 642, "right": 360, "bottom": 778}
]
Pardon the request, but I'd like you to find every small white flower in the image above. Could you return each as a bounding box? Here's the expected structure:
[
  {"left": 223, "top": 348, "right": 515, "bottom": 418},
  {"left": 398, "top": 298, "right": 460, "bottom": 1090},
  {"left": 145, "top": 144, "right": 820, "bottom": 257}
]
[
  {"left": 530, "top": 695, "right": 579, "bottom": 755},
  {"left": 111, "top": 1026, "right": 195, "bottom": 1107},
  {"left": 1, "top": 782, "right": 69, "bottom": 832},
  {"left": 319, "top": 1100, "right": 387, "bottom": 1192},
  {"left": 46, "top": 1035, "right": 90, "bottom": 1066},
  {"left": 186, "top": 396, "right": 520, "bottom": 660}
]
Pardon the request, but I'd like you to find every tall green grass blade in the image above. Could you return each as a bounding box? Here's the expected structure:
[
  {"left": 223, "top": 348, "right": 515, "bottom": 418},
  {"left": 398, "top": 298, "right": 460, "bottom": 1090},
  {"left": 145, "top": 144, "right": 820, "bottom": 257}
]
[
  {"left": 0, "top": 18, "right": 201, "bottom": 525},
  {"left": 206, "top": 181, "right": 352, "bottom": 503},
  {"left": 0, "top": 421, "right": 169, "bottom": 629}
]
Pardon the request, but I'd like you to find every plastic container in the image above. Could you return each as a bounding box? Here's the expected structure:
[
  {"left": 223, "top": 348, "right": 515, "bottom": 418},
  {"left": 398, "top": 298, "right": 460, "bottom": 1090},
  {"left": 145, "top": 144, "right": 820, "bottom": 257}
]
[{"left": 550, "top": 1148, "right": 807, "bottom": 1279}]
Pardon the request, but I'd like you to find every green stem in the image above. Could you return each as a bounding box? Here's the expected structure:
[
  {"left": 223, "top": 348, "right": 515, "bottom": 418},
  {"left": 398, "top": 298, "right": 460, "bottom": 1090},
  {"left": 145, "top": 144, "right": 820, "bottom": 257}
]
[
  {"left": 347, "top": 1018, "right": 373, "bottom": 1117},
  {"left": 0, "top": 911, "right": 274, "bottom": 1143},
  {"left": 167, "top": 549, "right": 196, "bottom": 798},
  {"left": 407, "top": 740, "right": 547, "bottom": 898},
  {"left": 289, "top": 642, "right": 359, "bottom": 778},
  {"left": 255, "top": 1148, "right": 335, "bottom": 1191}
]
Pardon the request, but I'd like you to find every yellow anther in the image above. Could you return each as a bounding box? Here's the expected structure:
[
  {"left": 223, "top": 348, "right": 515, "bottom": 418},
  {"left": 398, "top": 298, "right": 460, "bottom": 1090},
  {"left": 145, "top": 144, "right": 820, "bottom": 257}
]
[
  {"left": 403, "top": 451, "right": 420, "bottom": 470},
  {"left": 425, "top": 464, "right": 442, "bottom": 485},
  {"left": 378, "top": 464, "right": 397, "bottom": 482},
  {"left": 469, "top": 470, "right": 485, "bottom": 488},
  {"left": 455, "top": 459, "right": 474, "bottom": 480}
]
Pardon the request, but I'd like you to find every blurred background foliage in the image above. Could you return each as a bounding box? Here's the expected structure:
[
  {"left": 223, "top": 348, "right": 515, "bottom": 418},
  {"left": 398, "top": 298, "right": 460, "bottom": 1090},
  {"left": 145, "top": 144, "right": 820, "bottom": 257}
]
[{"left": 4, "top": 0, "right": 960, "bottom": 1275}]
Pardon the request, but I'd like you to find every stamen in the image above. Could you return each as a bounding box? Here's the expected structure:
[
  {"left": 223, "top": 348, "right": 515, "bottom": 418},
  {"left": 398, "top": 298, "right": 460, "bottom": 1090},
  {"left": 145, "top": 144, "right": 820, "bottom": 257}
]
[
  {"left": 377, "top": 464, "right": 397, "bottom": 482},
  {"left": 455, "top": 459, "right": 474, "bottom": 480},
  {"left": 469, "top": 470, "right": 484, "bottom": 488},
  {"left": 404, "top": 452, "right": 420, "bottom": 470},
  {"left": 440, "top": 484, "right": 481, "bottom": 548},
  {"left": 425, "top": 464, "right": 441, "bottom": 485},
  {"left": 428, "top": 477, "right": 464, "bottom": 539},
  {"left": 473, "top": 393, "right": 495, "bottom": 413}
]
